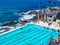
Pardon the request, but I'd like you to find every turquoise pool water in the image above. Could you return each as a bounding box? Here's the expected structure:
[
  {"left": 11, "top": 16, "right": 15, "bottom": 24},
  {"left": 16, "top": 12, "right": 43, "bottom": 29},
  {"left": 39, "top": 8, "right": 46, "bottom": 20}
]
[{"left": 0, "top": 24, "right": 59, "bottom": 45}]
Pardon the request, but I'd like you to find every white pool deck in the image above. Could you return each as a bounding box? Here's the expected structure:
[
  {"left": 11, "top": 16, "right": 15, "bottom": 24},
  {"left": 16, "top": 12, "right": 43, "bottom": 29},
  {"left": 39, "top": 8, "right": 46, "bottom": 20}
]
[
  {"left": 33, "top": 21, "right": 60, "bottom": 30},
  {"left": 0, "top": 21, "right": 60, "bottom": 35}
]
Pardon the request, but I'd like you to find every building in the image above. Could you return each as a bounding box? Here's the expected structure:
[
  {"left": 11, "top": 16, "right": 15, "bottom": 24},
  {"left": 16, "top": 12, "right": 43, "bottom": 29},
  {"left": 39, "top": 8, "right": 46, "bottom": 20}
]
[{"left": 56, "top": 12, "right": 60, "bottom": 27}]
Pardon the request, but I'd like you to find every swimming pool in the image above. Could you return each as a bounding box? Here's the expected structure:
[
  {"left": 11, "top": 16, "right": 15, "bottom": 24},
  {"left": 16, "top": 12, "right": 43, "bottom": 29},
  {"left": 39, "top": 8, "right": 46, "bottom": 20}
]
[{"left": 0, "top": 24, "right": 59, "bottom": 45}]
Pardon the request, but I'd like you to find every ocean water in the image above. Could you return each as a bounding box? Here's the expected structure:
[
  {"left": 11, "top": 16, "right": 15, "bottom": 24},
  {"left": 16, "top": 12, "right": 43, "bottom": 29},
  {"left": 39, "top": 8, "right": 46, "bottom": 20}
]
[
  {"left": 0, "top": 0, "right": 60, "bottom": 13},
  {"left": 0, "top": 0, "right": 60, "bottom": 24}
]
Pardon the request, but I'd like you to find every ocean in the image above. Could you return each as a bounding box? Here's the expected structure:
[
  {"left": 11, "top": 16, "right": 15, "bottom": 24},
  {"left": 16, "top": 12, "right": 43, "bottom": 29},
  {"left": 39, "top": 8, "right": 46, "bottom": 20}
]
[
  {"left": 0, "top": 0, "right": 60, "bottom": 13},
  {"left": 0, "top": 0, "right": 60, "bottom": 24}
]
